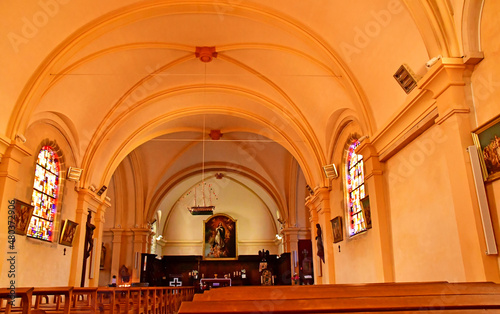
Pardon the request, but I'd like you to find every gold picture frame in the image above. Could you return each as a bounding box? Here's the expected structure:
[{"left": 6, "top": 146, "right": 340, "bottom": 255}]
[
  {"left": 59, "top": 219, "right": 79, "bottom": 246},
  {"left": 203, "top": 214, "right": 237, "bottom": 260},
  {"left": 472, "top": 114, "right": 500, "bottom": 182},
  {"left": 14, "top": 199, "right": 34, "bottom": 235},
  {"left": 331, "top": 216, "right": 343, "bottom": 243}
]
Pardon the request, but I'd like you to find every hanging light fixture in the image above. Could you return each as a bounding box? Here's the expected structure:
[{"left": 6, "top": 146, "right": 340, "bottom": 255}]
[
  {"left": 190, "top": 118, "right": 215, "bottom": 215},
  {"left": 190, "top": 61, "right": 215, "bottom": 215}
]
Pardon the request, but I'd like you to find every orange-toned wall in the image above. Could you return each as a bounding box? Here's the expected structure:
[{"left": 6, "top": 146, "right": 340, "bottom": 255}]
[
  {"left": 471, "top": 0, "right": 500, "bottom": 276},
  {"left": 385, "top": 125, "right": 466, "bottom": 282},
  {"left": 0, "top": 123, "right": 78, "bottom": 287}
]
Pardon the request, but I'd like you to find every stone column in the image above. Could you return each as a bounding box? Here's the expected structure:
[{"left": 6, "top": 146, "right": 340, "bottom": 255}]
[
  {"left": 131, "top": 228, "right": 150, "bottom": 283},
  {"left": 305, "top": 187, "right": 334, "bottom": 284},
  {"left": 68, "top": 189, "right": 107, "bottom": 286},
  {"left": 419, "top": 57, "right": 500, "bottom": 281},
  {"left": 0, "top": 139, "right": 32, "bottom": 286},
  {"left": 110, "top": 228, "right": 124, "bottom": 283},
  {"left": 282, "top": 227, "right": 299, "bottom": 282},
  {"left": 88, "top": 199, "right": 110, "bottom": 287},
  {"left": 357, "top": 140, "right": 395, "bottom": 282}
]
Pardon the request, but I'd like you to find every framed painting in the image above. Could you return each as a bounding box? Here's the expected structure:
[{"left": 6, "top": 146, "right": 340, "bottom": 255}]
[
  {"left": 203, "top": 214, "right": 237, "bottom": 260},
  {"left": 331, "top": 216, "right": 343, "bottom": 243},
  {"left": 59, "top": 219, "right": 78, "bottom": 246},
  {"left": 472, "top": 114, "right": 500, "bottom": 182},
  {"left": 360, "top": 196, "right": 372, "bottom": 229},
  {"left": 14, "top": 199, "right": 34, "bottom": 235}
]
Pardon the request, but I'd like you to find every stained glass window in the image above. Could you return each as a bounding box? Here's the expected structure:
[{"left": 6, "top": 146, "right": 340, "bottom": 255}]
[
  {"left": 346, "top": 139, "right": 367, "bottom": 236},
  {"left": 28, "top": 146, "right": 59, "bottom": 241}
]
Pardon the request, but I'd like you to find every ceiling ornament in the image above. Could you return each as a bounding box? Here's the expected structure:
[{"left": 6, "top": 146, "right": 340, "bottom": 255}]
[{"left": 195, "top": 46, "right": 217, "bottom": 63}]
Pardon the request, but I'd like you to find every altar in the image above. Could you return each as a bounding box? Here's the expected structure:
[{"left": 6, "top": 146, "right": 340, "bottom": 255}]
[
  {"left": 140, "top": 253, "right": 292, "bottom": 289},
  {"left": 200, "top": 278, "right": 231, "bottom": 290}
]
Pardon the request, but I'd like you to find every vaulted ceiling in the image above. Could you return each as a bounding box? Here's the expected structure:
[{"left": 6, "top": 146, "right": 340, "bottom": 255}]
[{"left": 2, "top": 0, "right": 474, "bottom": 223}]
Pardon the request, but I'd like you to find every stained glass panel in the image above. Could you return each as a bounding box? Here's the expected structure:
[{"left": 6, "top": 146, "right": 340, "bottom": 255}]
[
  {"left": 346, "top": 140, "right": 367, "bottom": 237},
  {"left": 28, "top": 146, "right": 59, "bottom": 242}
]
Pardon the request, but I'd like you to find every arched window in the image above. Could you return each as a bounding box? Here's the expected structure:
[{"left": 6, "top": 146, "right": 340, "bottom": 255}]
[
  {"left": 346, "top": 139, "right": 367, "bottom": 236},
  {"left": 28, "top": 146, "right": 60, "bottom": 241}
]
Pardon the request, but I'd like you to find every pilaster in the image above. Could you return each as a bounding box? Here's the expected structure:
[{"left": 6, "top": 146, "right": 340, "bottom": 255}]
[
  {"left": 131, "top": 228, "right": 150, "bottom": 283},
  {"left": 0, "top": 139, "right": 32, "bottom": 284},
  {"left": 305, "top": 187, "right": 334, "bottom": 284},
  {"left": 357, "top": 140, "right": 395, "bottom": 282},
  {"left": 110, "top": 228, "right": 124, "bottom": 282},
  {"left": 282, "top": 227, "right": 300, "bottom": 278},
  {"left": 68, "top": 189, "right": 109, "bottom": 286},
  {"left": 420, "top": 58, "right": 500, "bottom": 281},
  {"left": 88, "top": 200, "right": 110, "bottom": 287}
]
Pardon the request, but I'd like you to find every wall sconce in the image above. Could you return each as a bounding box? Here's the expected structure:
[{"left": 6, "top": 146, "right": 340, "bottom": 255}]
[
  {"left": 15, "top": 134, "right": 27, "bottom": 143},
  {"left": 322, "top": 164, "right": 338, "bottom": 179},
  {"left": 96, "top": 185, "right": 107, "bottom": 196},
  {"left": 393, "top": 64, "right": 419, "bottom": 94},
  {"left": 306, "top": 185, "right": 314, "bottom": 195},
  {"left": 67, "top": 167, "right": 83, "bottom": 182}
]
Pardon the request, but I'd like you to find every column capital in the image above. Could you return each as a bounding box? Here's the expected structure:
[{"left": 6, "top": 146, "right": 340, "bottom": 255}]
[
  {"left": 305, "top": 187, "right": 330, "bottom": 216},
  {"left": 418, "top": 57, "right": 466, "bottom": 98},
  {"left": 156, "top": 238, "right": 167, "bottom": 247},
  {"left": 131, "top": 228, "right": 150, "bottom": 243},
  {"left": 357, "top": 140, "right": 384, "bottom": 181},
  {"left": 77, "top": 188, "right": 108, "bottom": 212},
  {"left": 418, "top": 57, "right": 470, "bottom": 124},
  {"left": 0, "top": 137, "right": 32, "bottom": 162}
]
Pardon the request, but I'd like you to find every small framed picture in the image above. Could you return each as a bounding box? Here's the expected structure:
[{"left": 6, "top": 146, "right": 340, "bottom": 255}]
[
  {"left": 14, "top": 199, "right": 34, "bottom": 235},
  {"left": 472, "top": 114, "right": 500, "bottom": 182},
  {"left": 331, "top": 216, "right": 343, "bottom": 243},
  {"left": 360, "top": 196, "right": 372, "bottom": 230},
  {"left": 59, "top": 219, "right": 79, "bottom": 246}
]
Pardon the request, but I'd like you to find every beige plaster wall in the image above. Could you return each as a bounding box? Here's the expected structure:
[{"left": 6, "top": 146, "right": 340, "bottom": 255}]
[
  {"left": 163, "top": 177, "right": 278, "bottom": 256},
  {"left": 473, "top": 0, "right": 500, "bottom": 277},
  {"left": 472, "top": 0, "right": 500, "bottom": 126},
  {"left": 329, "top": 121, "right": 380, "bottom": 283},
  {"left": 385, "top": 125, "right": 466, "bottom": 282},
  {"left": 0, "top": 122, "right": 78, "bottom": 287}
]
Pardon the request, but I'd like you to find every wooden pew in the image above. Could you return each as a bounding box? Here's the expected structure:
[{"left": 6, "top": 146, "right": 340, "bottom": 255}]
[
  {"left": 194, "top": 281, "right": 500, "bottom": 301},
  {"left": 32, "top": 287, "right": 73, "bottom": 314},
  {"left": 180, "top": 295, "right": 500, "bottom": 313},
  {"left": 0, "top": 288, "right": 33, "bottom": 314},
  {"left": 179, "top": 282, "right": 500, "bottom": 314},
  {"left": 71, "top": 287, "right": 98, "bottom": 313}
]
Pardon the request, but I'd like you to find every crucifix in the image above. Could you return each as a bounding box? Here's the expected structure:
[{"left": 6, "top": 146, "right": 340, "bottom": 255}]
[{"left": 81, "top": 210, "right": 96, "bottom": 287}]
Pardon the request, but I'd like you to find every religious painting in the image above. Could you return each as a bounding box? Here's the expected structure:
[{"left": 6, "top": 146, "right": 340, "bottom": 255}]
[
  {"left": 472, "top": 114, "right": 500, "bottom": 182},
  {"left": 203, "top": 214, "right": 237, "bottom": 260},
  {"left": 59, "top": 219, "right": 78, "bottom": 246},
  {"left": 14, "top": 199, "right": 34, "bottom": 235},
  {"left": 331, "top": 216, "right": 343, "bottom": 243},
  {"left": 360, "top": 196, "right": 372, "bottom": 229}
]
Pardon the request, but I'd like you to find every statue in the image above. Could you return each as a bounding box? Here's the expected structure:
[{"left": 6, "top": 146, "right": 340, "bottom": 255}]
[
  {"left": 81, "top": 211, "right": 96, "bottom": 287},
  {"left": 315, "top": 224, "right": 325, "bottom": 263}
]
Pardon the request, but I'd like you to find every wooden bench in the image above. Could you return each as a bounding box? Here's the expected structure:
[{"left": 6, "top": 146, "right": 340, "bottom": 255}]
[
  {"left": 0, "top": 288, "right": 33, "bottom": 314},
  {"left": 179, "top": 282, "right": 500, "bottom": 313},
  {"left": 71, "top": 287, "right": 98, "bottom": 313},
  {"left": 194, "top": 281, "right": 500, "bottom": 301},
  {"left": 32, "top": 287, "right": 73, "bottom": 314}
]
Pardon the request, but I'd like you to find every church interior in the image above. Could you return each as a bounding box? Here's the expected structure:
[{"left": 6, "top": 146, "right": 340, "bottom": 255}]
[{"left": 1, "top": 0, "right": 500, "bottom": 311}]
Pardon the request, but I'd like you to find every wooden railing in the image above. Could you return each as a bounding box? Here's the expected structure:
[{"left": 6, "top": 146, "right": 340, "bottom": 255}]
[
  {"left": 179, "top": 281, "right": 500, "bottom": 313},
  {"left": 0, "top": 286, "right": 195, "bottom": 314}
]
